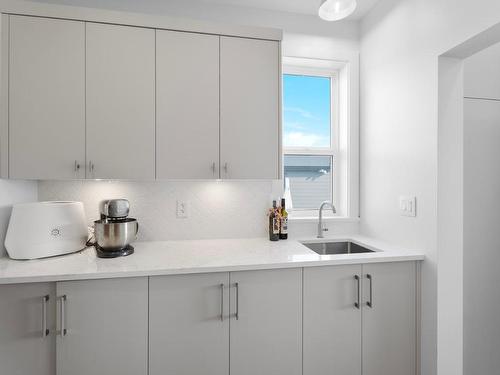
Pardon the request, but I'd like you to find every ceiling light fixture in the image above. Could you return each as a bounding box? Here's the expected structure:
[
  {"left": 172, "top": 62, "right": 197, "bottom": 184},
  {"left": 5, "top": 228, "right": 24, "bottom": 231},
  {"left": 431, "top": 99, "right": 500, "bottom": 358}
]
[{"left": 318, "top": 0, "right": 357, "bottom": 21}]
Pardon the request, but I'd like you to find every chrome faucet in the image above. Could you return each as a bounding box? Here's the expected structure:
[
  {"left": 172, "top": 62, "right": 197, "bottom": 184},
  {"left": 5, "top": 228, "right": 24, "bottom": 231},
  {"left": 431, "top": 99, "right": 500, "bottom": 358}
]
[{"left": 317, "top": 201, "right": 336, "bottom": 238}]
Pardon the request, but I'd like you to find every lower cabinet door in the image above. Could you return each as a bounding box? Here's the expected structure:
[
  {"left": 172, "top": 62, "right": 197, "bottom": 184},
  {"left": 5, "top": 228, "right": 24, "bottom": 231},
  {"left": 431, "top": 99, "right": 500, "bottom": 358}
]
[
  {"left": 229, "top": 268, "right": 302, "bottom": 375},
  {"left": 303, "top": 265, "right": 362, "bottom": 375},
  {"left": 149, "top": 273, "right": 230, "bottom": 375},
  {"left": 56, "top": 277, "right": 148, "bottom": 375},
  {"left": 0, "top": 282, "right": 56, "bottom": 375},
  {"left": 362, "top": 262, "right": 416, "bottom": 375}
]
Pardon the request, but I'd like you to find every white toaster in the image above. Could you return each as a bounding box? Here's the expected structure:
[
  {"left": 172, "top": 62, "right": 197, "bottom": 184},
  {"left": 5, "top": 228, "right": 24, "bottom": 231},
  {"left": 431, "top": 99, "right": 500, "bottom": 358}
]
[{"left": 5, "top": 201, "right": 88, "bottom": 260}]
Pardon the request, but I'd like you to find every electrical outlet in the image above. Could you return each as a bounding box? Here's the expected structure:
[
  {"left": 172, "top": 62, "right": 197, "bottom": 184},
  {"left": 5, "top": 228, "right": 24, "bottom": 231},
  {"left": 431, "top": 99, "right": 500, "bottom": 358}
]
[
  {"left": 399, "top": 196, "right": 416, "bottom": 217},
  {"left": 176, "top": 200, "right": 190, "bottom": 219}
]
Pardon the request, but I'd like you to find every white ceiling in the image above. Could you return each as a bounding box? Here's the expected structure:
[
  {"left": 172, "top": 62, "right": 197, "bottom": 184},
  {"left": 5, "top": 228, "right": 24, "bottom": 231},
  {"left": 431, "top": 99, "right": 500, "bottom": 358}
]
[
  {"left": 198, "top": 0, "right": 381, "bottom": 20},
  {"left": 30, "top": 0, "right": 381, "bottom": 21}
]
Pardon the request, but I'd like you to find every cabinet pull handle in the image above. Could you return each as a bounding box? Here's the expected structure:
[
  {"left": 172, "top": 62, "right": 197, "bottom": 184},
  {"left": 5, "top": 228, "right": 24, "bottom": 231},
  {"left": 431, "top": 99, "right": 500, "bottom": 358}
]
[
  {"left": 235, "top": 282, "right": 239, "bottom": 320},
  {"left": 42, "top": 295, "right": 50, "bottom": 337},
  {"left": 60, "top": 295, "right": 67, "bottom": 336},
  {"left": 223, "top": 163, "right": 228, "bottom": 176},
  {"left": 220, "top": 283, "right": 224, "bottom": 322},
  {"left": 212, "top": 162, "right": 217, "bottom": 176},
  {"left": 88, "top": 161, "right": 94, "bottom": 175},
  {"left": 354, "top": 275, "right": 360, "bottom": 309},
  {"left": 74, "top": 161, "right": 80, "bottom": 172},
  {"left": 366, "top": 274, "right": 373, "bottom": 308}
]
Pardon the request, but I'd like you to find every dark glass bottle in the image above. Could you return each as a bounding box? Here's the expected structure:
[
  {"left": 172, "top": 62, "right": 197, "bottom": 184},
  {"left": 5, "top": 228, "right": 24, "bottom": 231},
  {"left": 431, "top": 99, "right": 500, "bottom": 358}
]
[
  {"left": 269, "top": 200, "right": 279, "bottom": 241},
  {"left": 279, "top": 198, "right": 288, "bottom": 240}
]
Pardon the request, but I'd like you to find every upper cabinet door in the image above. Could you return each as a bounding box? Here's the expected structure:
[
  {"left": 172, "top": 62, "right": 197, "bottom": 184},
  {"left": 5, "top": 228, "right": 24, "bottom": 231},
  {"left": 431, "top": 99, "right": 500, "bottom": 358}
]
[
  {"left": 220, "top": 37, "right": 280, "bottom": 179},
  {"left": 156, "top": 31, "right": 220, "bottom": 179},
  {"left": 9, "top": 16, "right": 85, "bottom": 179},
  {"left": 86, "top": 23, "right": 155, "bottom": 179}
]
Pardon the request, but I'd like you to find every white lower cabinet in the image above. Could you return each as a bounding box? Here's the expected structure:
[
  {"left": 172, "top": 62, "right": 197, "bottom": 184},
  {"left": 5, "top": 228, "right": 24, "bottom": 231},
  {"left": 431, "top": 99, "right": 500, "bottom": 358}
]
[
  {"left": 303, "top": 265, "right": 362, "bottom": 375},
  {"left": 229, "top": 268, "right": 302, "bottom": 375},
  {"left": 149, "top": 272, "right": 230, "bottom": 375},
  {"left": 56, "top": 277, "right": 149, "bottom": 375},
  {"left": 362, "top": 262, "right": 416, "bottom": 375},
  {"left": 303, "top": 261, "right": 416, "bottom": 375},
  {"left": 0, "top": 262, "right": 417, "bottom": 375},
  {"left": 0, "top": 282, "right": 56, "bottom": 375},
  {"left": 149, "top": 268, "right": 302, "bottom": 375}
]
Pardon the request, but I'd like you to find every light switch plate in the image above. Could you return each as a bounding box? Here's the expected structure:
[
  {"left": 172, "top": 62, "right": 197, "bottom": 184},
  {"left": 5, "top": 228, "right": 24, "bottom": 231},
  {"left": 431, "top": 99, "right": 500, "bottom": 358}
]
[
  {"left": 176, "top": 200, "right": 190, "bottom": 219},
  {"left": 399, "top": 196, "right": 416, "bottom": 217}
]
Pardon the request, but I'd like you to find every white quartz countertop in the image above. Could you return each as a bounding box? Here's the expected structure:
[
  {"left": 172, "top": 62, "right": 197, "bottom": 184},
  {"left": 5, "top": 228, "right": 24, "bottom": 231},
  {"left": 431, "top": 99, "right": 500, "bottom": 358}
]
[{"left": 0, "top": 235, "right": 425, "bottom": 284}]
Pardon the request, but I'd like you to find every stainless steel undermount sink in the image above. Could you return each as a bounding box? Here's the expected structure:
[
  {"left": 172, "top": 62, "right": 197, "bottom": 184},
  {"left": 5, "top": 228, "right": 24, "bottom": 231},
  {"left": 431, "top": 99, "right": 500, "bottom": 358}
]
[{"left": 301, "top": 241, "right": 375, "bottom": 255}]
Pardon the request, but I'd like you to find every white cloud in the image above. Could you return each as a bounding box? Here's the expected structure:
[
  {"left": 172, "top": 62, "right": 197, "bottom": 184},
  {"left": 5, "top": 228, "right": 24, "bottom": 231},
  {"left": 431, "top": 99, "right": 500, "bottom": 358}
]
[
  {"left": 283, "top": 132, "right": 329, "bottom": 148},
  {"left": 284, "top": 107, "right": 319, "bottom": 121},
  {"left": 285, "top": 122, "right": 307, "bottom": 131}
]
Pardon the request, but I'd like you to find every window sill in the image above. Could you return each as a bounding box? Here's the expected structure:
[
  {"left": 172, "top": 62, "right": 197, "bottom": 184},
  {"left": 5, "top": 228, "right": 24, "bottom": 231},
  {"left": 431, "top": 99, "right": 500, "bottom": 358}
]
[{"left": 288, "top": 216, "right": 360, "bottom": 223}]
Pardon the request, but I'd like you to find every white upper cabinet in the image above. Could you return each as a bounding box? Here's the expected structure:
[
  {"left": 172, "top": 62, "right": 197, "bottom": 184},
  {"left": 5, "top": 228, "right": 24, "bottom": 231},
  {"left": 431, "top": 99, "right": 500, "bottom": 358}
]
[
  {"left": 220, "top": 36, "right": 280, "bottom": 179},
  {"left": 5, "top": 15, "right": 280, "bottom": 180},
  {"left": 8, "top": 16, "right": 85, "bottom": 179},
  {"left": 86, "top": 23, "right": 155, "bottom": 179},
  {"left": 156, "top": 30, "right": 220, "bottom": 179}
]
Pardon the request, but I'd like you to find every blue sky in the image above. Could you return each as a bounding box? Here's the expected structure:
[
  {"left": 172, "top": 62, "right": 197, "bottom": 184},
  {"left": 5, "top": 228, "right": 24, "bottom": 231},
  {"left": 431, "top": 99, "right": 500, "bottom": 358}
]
[{"left": 283, "top": 74, "right": 331, "bottom": 148}]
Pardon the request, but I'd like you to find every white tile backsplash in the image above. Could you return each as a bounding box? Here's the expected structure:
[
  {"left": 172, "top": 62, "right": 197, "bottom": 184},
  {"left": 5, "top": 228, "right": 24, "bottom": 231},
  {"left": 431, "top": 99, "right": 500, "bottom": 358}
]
[
  {"left": 38, "top": 180, "right": 359, "bottom": 241},
  {"left": 38, "top": 180, "right": 276, "bottom": 241}
]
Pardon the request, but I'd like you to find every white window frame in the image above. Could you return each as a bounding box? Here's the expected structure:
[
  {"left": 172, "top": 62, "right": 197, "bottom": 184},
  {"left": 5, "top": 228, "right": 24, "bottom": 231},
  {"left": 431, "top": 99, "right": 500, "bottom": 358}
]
[
  {"left": 283, "top": 67, "right": 339, "bottom": 215},
  {"left": 282, "top": 55, "right": 359, "bottom": 221}
]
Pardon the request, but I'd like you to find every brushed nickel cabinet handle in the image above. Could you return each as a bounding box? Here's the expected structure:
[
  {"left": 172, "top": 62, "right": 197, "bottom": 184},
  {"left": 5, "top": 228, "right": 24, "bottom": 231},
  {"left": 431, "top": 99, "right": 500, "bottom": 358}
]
[
  {"left": 366, "top": 274, "right": 373, "bottom": 308},
  {"left": 74, "top": 161, "right": 80, "bottom": 172},
  {"left": 220, "top": 283, "right": 224, "bottom": 322},
  {"left": 212, "top": 162, "right": 217, "bottom": 176},
  {"left": 42, "top": 295, "right": 49, "bottom": 337},
  {"left": 354, "top": 275, "right": 360, "bottom": 309},
  {"left": 223, "top": 162, "right": 228, "bottom": 176},
  {"left": 235, "top": 282, "right": 239, "bottom": 320},
  {"left": 60, "top": 295, "right": 67, "bottom": 336}
]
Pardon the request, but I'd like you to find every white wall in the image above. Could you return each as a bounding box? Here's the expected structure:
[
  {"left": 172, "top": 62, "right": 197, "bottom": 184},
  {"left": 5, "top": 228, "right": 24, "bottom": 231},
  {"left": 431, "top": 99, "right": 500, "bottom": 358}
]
[
  {"left": 437, "top": 56, "right": 464, "bottom": 375},
  {"left": 464, "top": 41, "right": 500, "bottom": 99},
  {"left": 462, "top": 42, "right": 500, "bottom": 375},
  {"left": 360, "top": 1, "right": 500, "bottom": 374}
]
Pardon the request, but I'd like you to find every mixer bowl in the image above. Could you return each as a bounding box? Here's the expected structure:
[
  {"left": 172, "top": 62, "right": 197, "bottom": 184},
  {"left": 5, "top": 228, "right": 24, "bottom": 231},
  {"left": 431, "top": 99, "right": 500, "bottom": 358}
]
[{"left": 94, "top": 218, "right": 138, "bottom": 251}]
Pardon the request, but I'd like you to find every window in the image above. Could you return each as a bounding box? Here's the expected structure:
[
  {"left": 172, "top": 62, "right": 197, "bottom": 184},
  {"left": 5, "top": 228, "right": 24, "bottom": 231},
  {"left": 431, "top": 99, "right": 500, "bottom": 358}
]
[
  {"left": 282, "top": 56, "right": 359, "bottom": 219},
  {"left": 283, "top": 70, "right": 338, "bottom": 212}
]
